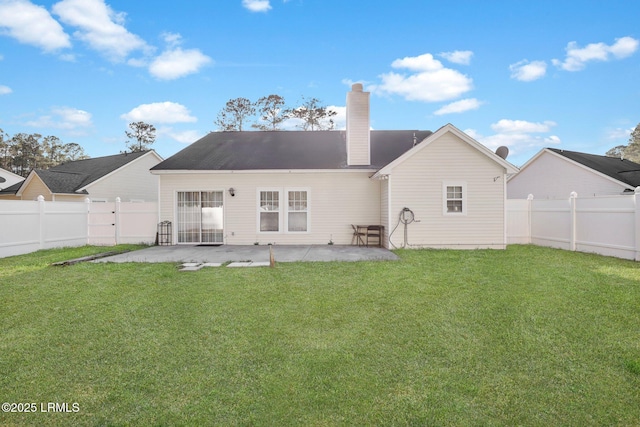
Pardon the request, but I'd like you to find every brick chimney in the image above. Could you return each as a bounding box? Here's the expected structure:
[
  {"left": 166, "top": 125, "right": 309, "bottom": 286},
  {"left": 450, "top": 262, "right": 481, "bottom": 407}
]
[{"left": 346, "top": 83, "right": 370, "bottom": 165}]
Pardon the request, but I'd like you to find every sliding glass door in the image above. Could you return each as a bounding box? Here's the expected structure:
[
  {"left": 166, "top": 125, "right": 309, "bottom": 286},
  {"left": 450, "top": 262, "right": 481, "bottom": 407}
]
[{"left": 177, "top": 191, "right": 224, "bottom": 244}]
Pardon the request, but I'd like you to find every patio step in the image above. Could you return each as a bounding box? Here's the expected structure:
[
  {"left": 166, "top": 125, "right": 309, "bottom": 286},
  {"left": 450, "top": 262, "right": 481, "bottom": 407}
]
[{"left": 226, "top": 261, "right": 270, "bottom": 268}]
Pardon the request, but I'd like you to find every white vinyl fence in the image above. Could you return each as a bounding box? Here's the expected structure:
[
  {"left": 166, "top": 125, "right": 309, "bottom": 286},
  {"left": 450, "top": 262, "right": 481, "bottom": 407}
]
[
  {"left": 507, "top": 189, "right": 640, "bottom": 261},
  {"left": 0, "top": 197, "right": 158, "bottom": 258}
]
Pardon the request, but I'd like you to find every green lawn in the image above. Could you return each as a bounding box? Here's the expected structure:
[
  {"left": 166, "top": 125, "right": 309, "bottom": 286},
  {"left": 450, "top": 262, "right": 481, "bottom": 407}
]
[{"left": 0, "top": 245, "right": 639, "bottom": 426}]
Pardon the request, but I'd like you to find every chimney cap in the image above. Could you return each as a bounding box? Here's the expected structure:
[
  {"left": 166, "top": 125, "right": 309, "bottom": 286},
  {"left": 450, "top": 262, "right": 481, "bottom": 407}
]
[{"left": 351, "top": 83, "right": 364, "bottom": 92}]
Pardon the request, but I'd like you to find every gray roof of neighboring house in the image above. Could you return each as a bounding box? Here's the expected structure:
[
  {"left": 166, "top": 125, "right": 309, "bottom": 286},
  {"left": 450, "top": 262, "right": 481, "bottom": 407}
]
[
  {"left": 548, "top": 148, "right": 640, "bottom": 188},
  {"left": 0, "top": 150, "right": 152, "bottom": 195},
  {"left": 151, "top": 130, "right": 433, "bottom": 171}
]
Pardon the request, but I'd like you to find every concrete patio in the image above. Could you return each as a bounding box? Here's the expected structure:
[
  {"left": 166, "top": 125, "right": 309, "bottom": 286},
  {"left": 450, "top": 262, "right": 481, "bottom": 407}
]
[{"left": 94, "top": 245, "right": 399, "bottom": 264}]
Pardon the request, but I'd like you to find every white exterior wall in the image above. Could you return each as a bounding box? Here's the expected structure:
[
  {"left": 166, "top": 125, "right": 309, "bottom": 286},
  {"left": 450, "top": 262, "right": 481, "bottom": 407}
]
[
  {"left": 0, "top": 168, "right": 23, "bottom": 190},
  {"left": 157, "top": 171, "right": 381, "bottom": 245},
  {"left": 387, "top": 132, "right": 507, "bottom": 249},
  {"left": 508, "top": 150, "right": 629, "bottom": 199},
  {"left": 85, "top": 153, "right": 161, "bottom": 202}
]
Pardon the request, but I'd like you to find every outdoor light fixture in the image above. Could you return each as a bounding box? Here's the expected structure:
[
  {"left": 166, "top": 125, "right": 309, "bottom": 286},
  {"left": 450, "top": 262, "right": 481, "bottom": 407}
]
[{"left": 228, "top": 187, "right": 235, "bottom": 197}]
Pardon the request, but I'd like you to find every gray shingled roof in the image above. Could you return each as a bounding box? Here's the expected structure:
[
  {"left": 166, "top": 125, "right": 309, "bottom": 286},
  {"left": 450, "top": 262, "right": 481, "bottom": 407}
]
[
  {"left": 0, "top": 151, "right": 151, "bottom": 195},
  {"left": 152, "top": 130, "right": 432, "bottom": 171},
  {"left": 548, "top": 148, "right": 640, "bottom": 188}
]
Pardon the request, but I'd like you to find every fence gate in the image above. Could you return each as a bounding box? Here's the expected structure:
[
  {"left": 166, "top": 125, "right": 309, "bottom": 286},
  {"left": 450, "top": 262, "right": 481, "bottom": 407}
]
[{"left": 88, "top": 202, "right": 117, "bottom": 245}]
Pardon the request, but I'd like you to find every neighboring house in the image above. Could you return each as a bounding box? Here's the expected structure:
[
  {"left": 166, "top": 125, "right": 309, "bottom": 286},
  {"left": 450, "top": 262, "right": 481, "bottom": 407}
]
[
  {"left": 0, "top": 167, "right": 23, "bottom": 191},
  {"left": 151, "top": 84, "right": 518, "bottom": 249},
  {"left": 0, "top": 150, "right": 163, "bottom": 202},
  {"left": 508, "top": 148, "right": 640, "bottom": 199}
]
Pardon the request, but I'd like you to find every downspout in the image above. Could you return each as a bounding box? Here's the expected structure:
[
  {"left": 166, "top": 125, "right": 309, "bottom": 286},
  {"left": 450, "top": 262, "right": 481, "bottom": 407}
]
[
  {"left": 386, "top": 175, "right": 392, "bottom": 248},
  {"left": 502, "top": 171, "right": 507, "bottom": 249}
]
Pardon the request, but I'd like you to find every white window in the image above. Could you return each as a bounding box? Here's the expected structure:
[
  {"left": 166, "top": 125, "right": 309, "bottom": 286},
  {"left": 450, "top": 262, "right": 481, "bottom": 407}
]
[
  {"left": 258, "top": 188, "right": 309, "bottom": 233},
  {"left": 443, "top": 182, "right": 466, "bottom": 215},
  {"left": 287, "top": 190, "right": 308, "bottom": 232},
  {"left": 259, "top": 190, "right": 280, "bottom": 232}
]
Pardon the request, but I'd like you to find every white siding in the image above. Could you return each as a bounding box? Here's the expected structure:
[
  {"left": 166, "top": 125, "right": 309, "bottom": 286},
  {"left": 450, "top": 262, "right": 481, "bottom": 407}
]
[
  {"left": 86, "top": 153, "right": 161, "bottom": 202},
  {"left": 508, "top": 150, "right": 629, "bottom": 199},
  {"left": 387, "top": 132, "right": 507, "bottom": 249},
  {"left": 0, "top": 168, "right": 23, "bottom": 190},
  {"left": 157, "top": 171, "right": 381, "bottom": 245}
]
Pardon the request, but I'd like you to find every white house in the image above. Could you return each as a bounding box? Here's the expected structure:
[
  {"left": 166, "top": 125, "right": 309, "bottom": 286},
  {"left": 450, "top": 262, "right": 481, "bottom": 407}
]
[
  {"left": 508, "top": 147, "right": 640, "bottom": 199},
  {"left": 0, "top": 150, "right": 163, "bottom": 202},
  {"left": 151, "top": 84, "right": 518, "bottom": 249},
  {"left": 0, "top": 167, "right": 23, "bottom": 191}
]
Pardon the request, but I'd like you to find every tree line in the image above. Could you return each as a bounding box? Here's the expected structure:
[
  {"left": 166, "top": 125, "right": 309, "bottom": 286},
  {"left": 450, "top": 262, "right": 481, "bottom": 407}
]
[
  {"left": 0, "top": 129, "right": 88, "bottom": 177},
  {"left": 0, "top": 93, "right": 335, "bottom": 179},
  {"left": 214, "top": 95, "right": 337, "bottom": 131}
]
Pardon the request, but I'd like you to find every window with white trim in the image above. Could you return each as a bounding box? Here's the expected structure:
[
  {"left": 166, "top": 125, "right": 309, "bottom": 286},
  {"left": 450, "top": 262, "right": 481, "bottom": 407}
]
[
  {"left": 259, "top": 190, "right": 280, "bottom": 232},
  {"left": 287, "top": 190, "right": 308, "bottom": 232},
  {"left": 258, "top": 188, "right": 309, "bottom": 233},
  {"left": 444, "top": 182, "right": 466, "bottom": 215}
]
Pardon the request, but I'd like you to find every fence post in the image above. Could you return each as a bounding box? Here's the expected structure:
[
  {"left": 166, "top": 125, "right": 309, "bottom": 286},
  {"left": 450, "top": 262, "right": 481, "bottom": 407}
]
[
  {"left": 569, "top": 191, "right": 578, "bottom": 252},
  {"left": 635, "top": 187, "right": 640, "bottom": 261},
  {"left": 37, "top": 195, "right": 45, "bottom": 250},
  {"left": 115, "top": 197, "right": 121, "bottom": 245},
  {"left": 527, "top": 194, "right": 534, "bottom": 244},
  {"left": 85, "top": 198, "right": 91, "bottom": 245}
]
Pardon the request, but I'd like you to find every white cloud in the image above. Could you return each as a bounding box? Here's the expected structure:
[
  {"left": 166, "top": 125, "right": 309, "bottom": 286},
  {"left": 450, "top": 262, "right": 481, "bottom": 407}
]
[
  {"left": 606, "top": 127, "right": 634, "bottom": 140},
  {"left": 26, "top": 107, "right": 93, "bottom": 134},
  {"left": 149, "top": 47, "right": 212, "bottom": 80},
  {"left": 433, "top": 98, "right": 483, "bottom": 115},
  {"left": 242, "top": 0, "right": 271, "bottom": 12},
  {"left": 439, "top": 50, "right": 473, "bottom": 65},
  {"left": 0, "top": 0, "right": 70, "bottom": 52},
  {"left": 52, "top": 0, "right": 149, "bottom": 62},
  {"left": 509, "top": 60, "right": 547, "bottom": 82},
  {"left": 469, "top": 119, "right": 560, "bottom": 158},
  {"left": 0, "top": 85, "right": 11, "bottom": 95},
  {"left": 328, "top": 105, "right": 346, "bottom": 130},
  {"left": 159, "top": 128, "right": 203, "bottom": 144},
  {"left": 552, "top": 36, "right": 639, "bottom": 71},
  {"left": 161, "top": 32, "right": 182, "bottom": 48},
  {"left": 121, "top": 102, "right": 197, "bottom": 124},
  {"left": 370, "top": 53, "right": 473, "bottom": 102},
  {"left": 391, "top": 53, "right": 444, "bottom": 71},
  {"left": 54, "top": 106, "right": 92, "bottom": 129},
  {"left": 491, "top": 119, "right": 556, "bottom": 134},
  {"left": 479, "top": 132, "right": 560, "bottom": 154}
]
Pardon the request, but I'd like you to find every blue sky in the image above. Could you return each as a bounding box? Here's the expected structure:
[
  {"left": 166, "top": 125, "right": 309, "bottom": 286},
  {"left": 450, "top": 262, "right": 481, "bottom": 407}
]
[{"left": 0, "top": 0, "right": 638, "bottom": 166}]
